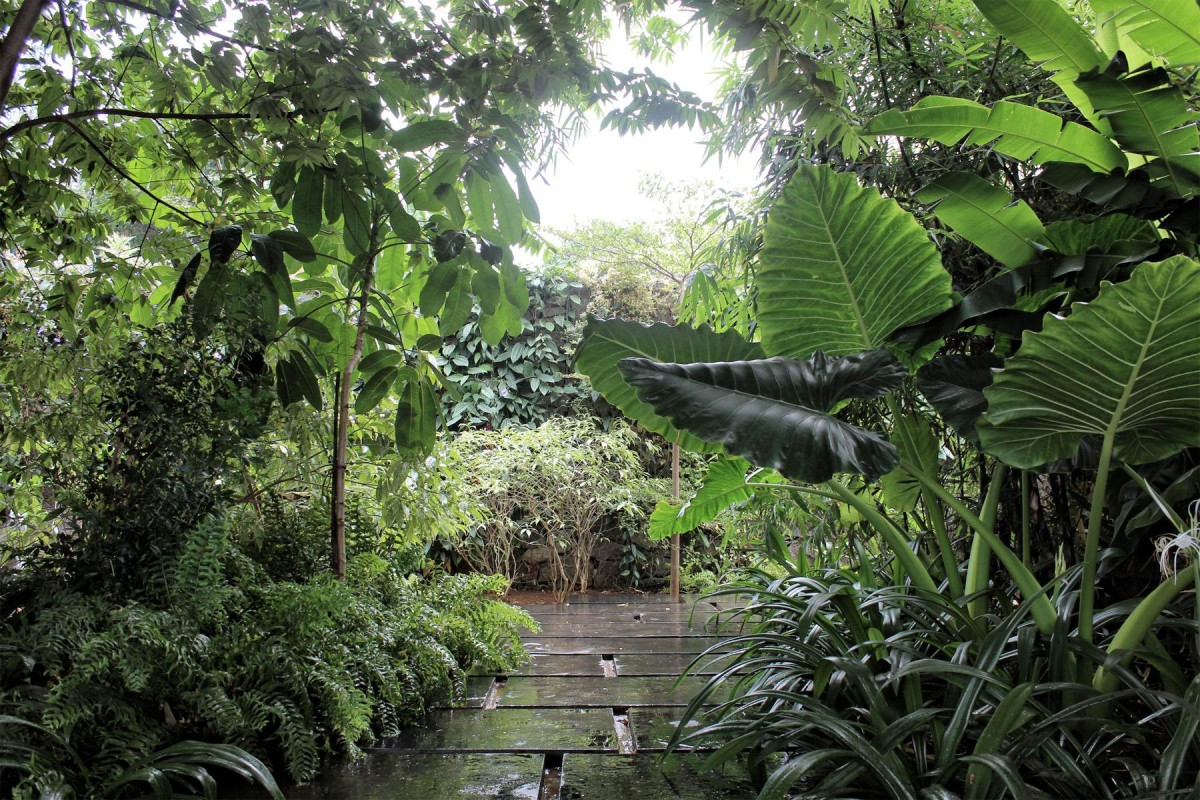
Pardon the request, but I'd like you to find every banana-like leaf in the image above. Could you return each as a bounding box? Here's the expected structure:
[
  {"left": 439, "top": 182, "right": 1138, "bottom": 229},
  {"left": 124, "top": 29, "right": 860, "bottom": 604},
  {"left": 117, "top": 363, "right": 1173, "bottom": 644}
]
[
  {"left": 1076, "top": 66, "right": 1200, "bottom": 197},
  {"left": 618, "top": 350, "right": 906, "bottom": 483},
  {"left": 979, "top": 256, "right": 1200, "bottom": 468},
  {"left": 1093, "top": 0, "right": 1200, "bottom": 67},
  {"left": 917, "top": 172, "right": 1044, "bottom": 268},
  {"left": 972, "top": 0, "right": 1110, "bottom": 131},
  {"left": 575, "top": 318, "right": 764, "bottom": 453},
  {"left": 648, "top": 457, "right": 784, "bottom": 540},
  {"left": 1080, "top": 64, "right": 1200, "bottom": 199},
  {"left": 866, "top": 96, "right": 1127, "bottom": 174},
  {"left": 759, "top": 165, "right": 951, "bottom": 358}
]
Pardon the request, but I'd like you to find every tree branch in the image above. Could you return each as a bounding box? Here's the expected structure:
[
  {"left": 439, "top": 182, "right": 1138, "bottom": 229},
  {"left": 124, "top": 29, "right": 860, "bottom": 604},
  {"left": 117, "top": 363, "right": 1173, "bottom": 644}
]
[
  {"left": 0, "top": 106, "right": 258, "bottom": 141},
  {"left": 101, "top": 0, "right": 275, "bottom": 53},
  {"left": 62, "top": 119, "right": 203, "bottom": 224}
]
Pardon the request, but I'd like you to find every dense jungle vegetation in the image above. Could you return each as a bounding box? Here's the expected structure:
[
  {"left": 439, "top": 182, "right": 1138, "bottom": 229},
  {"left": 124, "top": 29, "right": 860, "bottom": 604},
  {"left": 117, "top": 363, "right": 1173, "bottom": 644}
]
[{"left": 1, "top": 0, "right": 1198, "bottom": 797}]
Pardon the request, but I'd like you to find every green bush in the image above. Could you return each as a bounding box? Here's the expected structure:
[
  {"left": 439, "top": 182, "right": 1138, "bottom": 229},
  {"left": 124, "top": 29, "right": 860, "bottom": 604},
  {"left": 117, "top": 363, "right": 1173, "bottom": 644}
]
[
  {"left": 676, "top": 565, "right": 1200, "bottom": 798},
  {"left": 0, "top": 518, "right": 535, "bottom": 795},
  {"left": 450, "top": 416, "right": 672, "bottom": 595}
]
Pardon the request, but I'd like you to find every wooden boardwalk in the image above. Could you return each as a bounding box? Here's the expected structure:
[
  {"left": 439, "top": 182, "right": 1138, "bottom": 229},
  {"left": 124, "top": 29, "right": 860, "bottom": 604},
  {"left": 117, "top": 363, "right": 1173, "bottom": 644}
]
[{"left": 286, "top": 593, "right": 754, "bottom": 799}]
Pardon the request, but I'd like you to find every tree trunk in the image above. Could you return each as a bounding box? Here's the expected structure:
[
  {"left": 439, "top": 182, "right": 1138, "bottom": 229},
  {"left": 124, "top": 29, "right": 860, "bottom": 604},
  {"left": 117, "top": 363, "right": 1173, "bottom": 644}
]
[
  {"left": 0, "top": 0, "right": 48, "bottom": 113},
  {"left": 670, "top": 441, "right": 681, "bottom": 601},
  {"left": 330, "top": 259, "right": 375, "bottom": 579}
]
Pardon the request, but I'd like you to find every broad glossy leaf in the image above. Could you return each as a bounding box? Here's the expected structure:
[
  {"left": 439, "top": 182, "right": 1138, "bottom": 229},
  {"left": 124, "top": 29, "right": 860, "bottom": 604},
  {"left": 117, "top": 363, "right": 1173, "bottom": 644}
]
[
  {"left": 759, "top": 165, "right": 950, "bottom": 358},
  {"left": 287, "top": 316, "right": 333, "bottom": 342},
  {"left": 208, "top": 225, "right": 242, "bottom": 264},
  {"left": 917, "top": 353, "right": 1002, "bottom": 439},
  {"left": 359, "top": 348, "right": 403, "bottom": 374},
  {"left": 293, "top": 166, "right": 323, "bottom": 238},
  {"left": 394, "top": 367, "right": 437, "bottom": 454},
  {"left": 267, "top": 230, "right": 316, "bottom": 263},
  {"left": 341, "top": 187, "right": 372, "bottom": 256},
  {"left": 276, "top": 353, "right": 322, "bottom": 410},
  {"left": 618, "top": 350, "right": 907, "bottom": 482},
  {"left": 1093, "top": 0, "right": 1200, "bottom": 67},
  {"left": 867, "top": 97, "right": 1126, "bottom": 173},
  {"left": 979, "top": 257, "right": 1200, "bottom": 468},
  {"left": 574, "top": 318, "right": 764, "bottom": 453},
  {"left": 917, "top": 172, "right": 1044, "bottom": 268},
  {"left": 354, "top": 365, "right": 397, "bottom": 414},
  {"left": 250, "top": 233, "right": 285, "bottom": 275}
]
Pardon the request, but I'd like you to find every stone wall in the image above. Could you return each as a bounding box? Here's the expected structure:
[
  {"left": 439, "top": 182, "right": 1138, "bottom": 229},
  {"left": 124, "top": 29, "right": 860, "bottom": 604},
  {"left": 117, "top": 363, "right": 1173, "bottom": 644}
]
[{"left": 514, "top": 530, "right": 670, "bottom": 591}]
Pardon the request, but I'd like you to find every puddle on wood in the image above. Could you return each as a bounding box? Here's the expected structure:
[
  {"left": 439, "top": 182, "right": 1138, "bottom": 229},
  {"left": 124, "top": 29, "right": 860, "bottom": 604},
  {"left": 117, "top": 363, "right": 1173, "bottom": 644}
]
[
  {"left": 498, "top": 676, "right": 715, "bottom": 707},
  {"left": 558, "top": 753, "right": 754, "bottom": 799},
  {"left": 374, "top": 708, "right": 619, "bottom": 752}
]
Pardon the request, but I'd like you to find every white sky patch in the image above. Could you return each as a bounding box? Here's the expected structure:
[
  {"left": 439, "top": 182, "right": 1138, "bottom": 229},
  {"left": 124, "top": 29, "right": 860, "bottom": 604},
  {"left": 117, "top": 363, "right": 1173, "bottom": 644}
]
[{"left": 532, "top": 25, "right": 761, "bottom": 229}]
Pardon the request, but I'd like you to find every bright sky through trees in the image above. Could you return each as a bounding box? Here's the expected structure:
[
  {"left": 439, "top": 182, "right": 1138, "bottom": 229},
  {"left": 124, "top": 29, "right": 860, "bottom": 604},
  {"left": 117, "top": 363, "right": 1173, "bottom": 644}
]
[{"left": 534, "top": 24, "right": 760, "bottom": 228}]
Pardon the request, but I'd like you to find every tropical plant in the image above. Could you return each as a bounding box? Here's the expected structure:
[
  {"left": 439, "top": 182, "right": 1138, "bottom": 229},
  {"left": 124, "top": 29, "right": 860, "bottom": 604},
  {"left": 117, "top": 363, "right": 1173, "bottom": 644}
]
[
  {"left": 677, "top": 564, "right": 1200, "bottom": 798},
  {"left": 436, "top": 271, "right": 588, "bottom": 429},
  {"left": 576, "top": 2, "right": 1199, "bottom": 793},
  {"left": 0, "top": 517, "right": 535, "bottom": 790},
  {"left": 451, "top": 416, "right": 672, "bottom": 597}
]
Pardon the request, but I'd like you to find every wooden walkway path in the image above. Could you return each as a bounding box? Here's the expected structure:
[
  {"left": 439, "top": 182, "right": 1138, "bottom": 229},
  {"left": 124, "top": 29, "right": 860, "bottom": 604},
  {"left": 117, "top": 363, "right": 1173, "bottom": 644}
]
[{"left": 288, "top": 593, "right": 754, "bottom": 798}]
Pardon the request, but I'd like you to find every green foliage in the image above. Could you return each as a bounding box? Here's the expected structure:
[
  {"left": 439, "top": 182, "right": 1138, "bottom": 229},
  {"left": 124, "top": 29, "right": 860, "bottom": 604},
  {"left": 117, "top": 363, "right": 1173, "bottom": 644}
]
[
  {"left": 451, "top": 417, "right": 672, "bottom": 596},
  {"left": 673, "top": 566, "right": 1200, "bottom": 798},
  {"left": 436, "top": 272, "right": 587, "bottom": 429},
  {"left": 8, "top": 314, "right": 273, "bottom": 593},
  {"left": 0, "top": 519, "right": 534, "bottom": 792}
]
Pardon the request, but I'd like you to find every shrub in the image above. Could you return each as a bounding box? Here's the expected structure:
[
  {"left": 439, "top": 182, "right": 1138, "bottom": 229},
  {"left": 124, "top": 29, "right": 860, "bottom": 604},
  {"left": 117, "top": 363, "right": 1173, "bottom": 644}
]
[
  {"left": 0, "top": 518, "right": 535, "bottom": 794},
  {"left": 451, "top": 416, "right": 671, "bottom": 596},
  {"left": 675, "top": 565, "right": 1200, "bottom": 798}
]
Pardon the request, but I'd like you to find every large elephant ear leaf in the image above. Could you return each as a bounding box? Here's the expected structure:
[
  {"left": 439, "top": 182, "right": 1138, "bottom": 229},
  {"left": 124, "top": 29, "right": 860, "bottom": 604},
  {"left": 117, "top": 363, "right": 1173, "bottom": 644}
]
[
  {"left": 759, "top": 165, "right": 951, "bottom": 359},
  {"left": 979, "top": 256, "right": 1200, "bottom": 468},
  {"left": 575, "top": 318, "right": 764, "bottom": 453},
  {"left": 618, "top": 350, "right": 906, "bottom": 483}
]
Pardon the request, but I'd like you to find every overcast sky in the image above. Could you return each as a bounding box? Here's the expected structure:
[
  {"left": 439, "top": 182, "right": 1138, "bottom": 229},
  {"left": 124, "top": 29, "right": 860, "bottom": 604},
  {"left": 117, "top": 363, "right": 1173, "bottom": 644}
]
[{"left": 531, "top": 24, "right": 761, "bottom": 230}]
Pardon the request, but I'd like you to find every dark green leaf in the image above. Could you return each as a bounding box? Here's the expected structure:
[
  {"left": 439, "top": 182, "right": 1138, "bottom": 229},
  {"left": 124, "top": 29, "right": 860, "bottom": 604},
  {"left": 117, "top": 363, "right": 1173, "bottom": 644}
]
[
  {"left": 359, "top": 349, "right": 403, "bottom": 374},
  {"left": 390, "top": 120, "right": 464, "bottom": 151},
  {"left": 208, "top": 225, "right": 243, "bottom": 264},
  {"left": 575, "top": 318, "right": 764, "bottom": 453},
  {"left": 267, "top": 230, "right": 317, "bottom": 263},
  {"left": 293, "top": 166, "right": 324, "bottom": 237},
  {"left": 170, "top": 252, "right": 202, "bottom": 305},
  {"left": 355, "top": 365, "right": 397, "bottom": 414},
  {"left": 287, "top": 316, "right": 334, "bottom": 342},
  {"left": 917, "top": 353, "right": 1002, "bottom": 439},
  {"left": 618, "top": 350, "right": 906, "bottom": 482},
  {"left": 394, "top": 367, "right": 436, "bottom": 454},
  {"left": 191, "top": 260, "right": 230, "bottom": 338}
]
